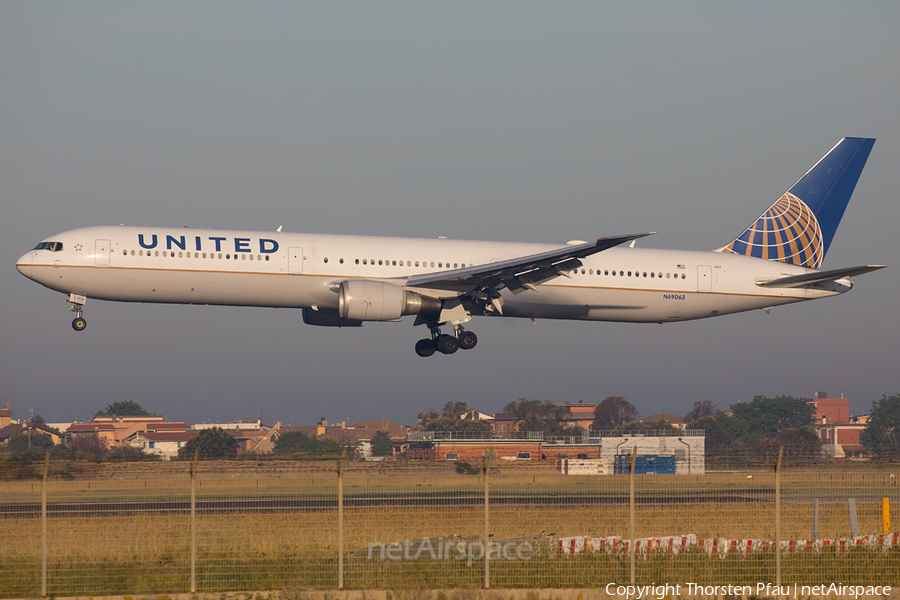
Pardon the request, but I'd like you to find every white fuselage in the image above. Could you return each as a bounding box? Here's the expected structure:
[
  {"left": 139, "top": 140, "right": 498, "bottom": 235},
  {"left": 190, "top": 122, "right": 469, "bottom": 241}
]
[{"left": 16, "top": 225, "right": 851, "bottom": 324}]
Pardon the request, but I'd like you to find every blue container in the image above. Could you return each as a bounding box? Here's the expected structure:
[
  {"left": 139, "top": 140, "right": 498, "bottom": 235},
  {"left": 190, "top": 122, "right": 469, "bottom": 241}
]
[{"left": 614, "top": 454, "right": 676, "bottom": 474}]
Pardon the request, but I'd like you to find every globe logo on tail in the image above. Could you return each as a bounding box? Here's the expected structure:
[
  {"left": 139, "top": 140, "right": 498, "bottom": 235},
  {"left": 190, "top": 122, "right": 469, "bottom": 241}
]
[{"left": 720, "top": 192, "right": 824, "bottom": 270}]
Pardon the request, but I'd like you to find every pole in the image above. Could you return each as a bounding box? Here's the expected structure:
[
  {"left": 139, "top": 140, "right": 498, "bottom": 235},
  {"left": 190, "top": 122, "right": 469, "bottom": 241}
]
[
  {"left": 41, "top": 452, "right": 49, "bottom": 597},
  {"left": 775, "top": 446, "right": 783, "bottom": 587},
  {"left": 812, "top": 498, "right": 819, "bottom": 540},
  {"left": 883, "top": 498, "right": 891, "bottom": 534},
  {"left": 338, "top": 449, "right": 347, "bottom": 590},
  {"left": 484, "top": 447, "right": 492, "bottom": 589},
  {"left": 191, "top": 450, "right": 199, "bottom": 594},
  {"left": 629, "top": 446, "right": 636, "bottom": 585}
]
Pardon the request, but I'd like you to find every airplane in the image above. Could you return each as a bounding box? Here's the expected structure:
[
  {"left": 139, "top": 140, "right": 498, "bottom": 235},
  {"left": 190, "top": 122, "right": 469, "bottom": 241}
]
[{"left": 16, "top": 137, "right": 886, "bottom": 357}]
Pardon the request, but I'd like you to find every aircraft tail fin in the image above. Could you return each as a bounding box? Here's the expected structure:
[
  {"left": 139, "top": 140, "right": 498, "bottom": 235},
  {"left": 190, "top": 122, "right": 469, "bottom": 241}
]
[{"left": 715, "top": 137, "right": 875, "bottom": 269}]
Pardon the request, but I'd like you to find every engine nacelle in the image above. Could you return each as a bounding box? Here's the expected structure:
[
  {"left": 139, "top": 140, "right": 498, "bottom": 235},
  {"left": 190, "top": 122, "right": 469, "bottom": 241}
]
[
  {"left": 338, "top": 280, "right": 440, "bottom": 321},
  {"left": 302, "top": 308, "right": 363, "bottom": 328}
]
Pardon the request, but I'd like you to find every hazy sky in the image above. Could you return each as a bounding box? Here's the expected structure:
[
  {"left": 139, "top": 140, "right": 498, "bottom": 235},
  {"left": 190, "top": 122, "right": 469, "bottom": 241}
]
[{"left": 2, "top": 2, "right": 898, "bottom": 426}]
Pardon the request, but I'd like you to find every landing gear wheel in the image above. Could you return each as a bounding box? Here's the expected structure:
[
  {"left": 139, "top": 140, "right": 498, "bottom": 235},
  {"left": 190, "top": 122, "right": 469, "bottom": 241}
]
[
  {"left": 458, "top": 330, "right": 478, "bottom": 350},
  {"left": 72, "top": 317, "right": 87, "bottom": 332},
  {"left": 437, "top": 334, "right": 459, "bottom": 355},
  {"left": 415, "top": 339, "right": 436, "bottom": 357}
]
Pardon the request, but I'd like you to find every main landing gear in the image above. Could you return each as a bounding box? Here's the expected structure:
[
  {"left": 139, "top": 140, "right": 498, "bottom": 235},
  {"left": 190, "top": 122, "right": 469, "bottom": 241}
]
[
  {"left": 67, "top": 293, "right": 87, "bottom": 332},
  {"left": 415, "top": 325, "right": 478, "bottom": 357}
]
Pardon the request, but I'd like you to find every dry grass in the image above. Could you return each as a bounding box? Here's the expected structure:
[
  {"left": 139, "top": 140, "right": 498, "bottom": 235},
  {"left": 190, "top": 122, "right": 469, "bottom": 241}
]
[{"left": 1, "top": 463, "right": 898, "bottom": 596}]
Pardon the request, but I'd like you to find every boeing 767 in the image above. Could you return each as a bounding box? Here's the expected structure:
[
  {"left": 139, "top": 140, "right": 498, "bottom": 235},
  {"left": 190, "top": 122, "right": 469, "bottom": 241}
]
[{"left": 16, "top": 137, "right": 886, "bottom": 356}]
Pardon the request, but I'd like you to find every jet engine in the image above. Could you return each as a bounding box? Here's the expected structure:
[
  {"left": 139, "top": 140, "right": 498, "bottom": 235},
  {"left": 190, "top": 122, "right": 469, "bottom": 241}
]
[{"left": 338, "top": 280, "right": 441, "bottom": 321}]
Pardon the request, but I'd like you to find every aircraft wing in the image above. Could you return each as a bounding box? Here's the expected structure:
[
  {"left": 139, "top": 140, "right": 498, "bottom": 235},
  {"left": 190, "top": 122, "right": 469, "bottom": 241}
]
[
  {"left": 756, "top": 265, "right": 887, "bottom": 288},
  {"left": 403, "top": 232, "right": 655, "bottom": 295}
]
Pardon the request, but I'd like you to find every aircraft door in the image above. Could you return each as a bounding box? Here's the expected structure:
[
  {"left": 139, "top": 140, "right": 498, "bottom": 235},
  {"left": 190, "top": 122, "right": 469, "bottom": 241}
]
[
  {"left": 288, "top": 247, "right": 304, "bottom": 274},
  {"left": 95, "top": 239, "right": 111, "bottom": 266},
  {"left": 697, "top": 265, "right": 711, "bottom": 292}
]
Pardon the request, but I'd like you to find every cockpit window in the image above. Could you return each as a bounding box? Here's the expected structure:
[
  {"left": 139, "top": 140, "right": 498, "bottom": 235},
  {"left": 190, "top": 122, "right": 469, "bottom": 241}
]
[{"left": 33, "top": 242, "right": 63, "bottom": 252}]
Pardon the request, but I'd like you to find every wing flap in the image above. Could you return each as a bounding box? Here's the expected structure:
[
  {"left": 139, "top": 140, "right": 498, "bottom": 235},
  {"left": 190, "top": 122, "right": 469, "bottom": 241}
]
[
  {"left": 756, "top": 265, "right": 887, "bottom": 288},
  {"left": 404, "top": 232, "right": 654, "bottom": 294}
]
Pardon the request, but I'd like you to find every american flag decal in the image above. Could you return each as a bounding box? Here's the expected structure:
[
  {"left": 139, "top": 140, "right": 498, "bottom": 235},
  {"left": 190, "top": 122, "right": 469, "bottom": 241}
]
[{"left": 677, "top": 264, "right": 685, "bottom": 269}]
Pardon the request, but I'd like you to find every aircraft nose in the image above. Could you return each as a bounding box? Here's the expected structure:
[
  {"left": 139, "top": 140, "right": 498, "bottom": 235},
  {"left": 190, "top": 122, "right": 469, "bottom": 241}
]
[{"left": 16, "top": 251, "right": 32, "bottom": 279}]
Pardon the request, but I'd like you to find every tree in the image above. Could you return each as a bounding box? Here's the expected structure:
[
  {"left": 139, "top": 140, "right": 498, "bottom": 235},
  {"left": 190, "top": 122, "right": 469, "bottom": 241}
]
[
  {"left": 68, "top": 433, "right": 109, "bottom": 460},
  {"left": 177, "top": 427, "right": 238, "bottom": 460},
  {"left": 503, "top": 399, "right": 572, "bottom": 436},
  {"left": 6, "top": 430, "right": 54, "bottom": 453},
  {"left": 370, "top": 431, "right": 394, "bottom": 456},
  {"left": 684, "top": 400, "right": 716, "bottom": 423},
  {"left": 95, "top": 400, "right": 150, "bottom": 417},
  {"left": 860, "top": 393, "right": 900, "bottom": 462},
  {"left": 442, "top": 402, "right": 469, "bottom": 418},
  {"left": 272, "top": 431, "right": 342, "bottom": 456},
  {"left": 106, "top": 445, "right": 160, "bottom": 461},
  {"left": 592, "top": 397, "right": 639, "bottom": 431},
  {"left": 30, "top": 414, "right": 46, "bottom": 426}
]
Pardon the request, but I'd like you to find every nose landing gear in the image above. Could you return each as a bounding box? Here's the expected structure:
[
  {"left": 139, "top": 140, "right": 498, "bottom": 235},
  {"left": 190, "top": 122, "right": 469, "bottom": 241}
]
[{"left": 67, "top": 293, "right": 88, "bottom": 332}]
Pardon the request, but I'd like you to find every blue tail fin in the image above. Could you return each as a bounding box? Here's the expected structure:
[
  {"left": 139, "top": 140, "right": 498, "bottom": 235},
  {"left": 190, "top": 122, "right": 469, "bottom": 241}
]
[{"left": 717, "top": 137, "right": 875, "bottom": 269}]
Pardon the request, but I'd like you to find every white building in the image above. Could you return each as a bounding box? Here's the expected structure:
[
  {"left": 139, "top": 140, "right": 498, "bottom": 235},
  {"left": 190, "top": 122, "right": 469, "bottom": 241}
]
[{"left": 598, "top": 431, "right": 705, "bottom": 474}]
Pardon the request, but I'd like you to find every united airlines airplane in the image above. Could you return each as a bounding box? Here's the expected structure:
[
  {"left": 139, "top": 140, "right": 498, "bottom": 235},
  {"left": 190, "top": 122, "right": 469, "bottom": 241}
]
[{"left": 16, "top": 138, "right": 886, "bottom": 357}]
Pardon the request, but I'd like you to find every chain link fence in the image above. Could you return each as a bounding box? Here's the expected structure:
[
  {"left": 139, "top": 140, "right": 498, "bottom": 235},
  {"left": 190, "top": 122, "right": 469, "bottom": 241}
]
[{"left": 1, "top": 451, "right": 898, "bottom": 597}]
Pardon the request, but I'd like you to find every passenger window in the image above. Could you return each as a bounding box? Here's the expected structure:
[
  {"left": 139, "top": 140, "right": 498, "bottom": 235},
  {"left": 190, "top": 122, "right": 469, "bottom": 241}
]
[
  {"left": 392, "top": 260, "right": 396, "bottom": 266},
  {"left": 378, "top": 260, "right": 383, "bottom": 265},
  {"left": 643, "top": 272, "right": 647, "bottom": 277},
  {"left": 438, "top": 262, "right": 442, "bottom": 268},
  {"left": 355, "top": 259, "right": 359, "bottom": 264},
  {"left": 131, "top": 250, "right": 135, "bottom": 256},
  {"left": 454, "top": 263, "right": 458, "bottom": 268},
  {"left": 681, "top": 273, "right": 686, "bottom": 279},
  {"left": 226, "top": 254, "right": 230, "bottom": 259},
  {"left": 324, "top": 257, "right": 328, "bottom": 263},
  {"left": 431, "top": 262, "right": 435, "bottom": 267},
  {"left": 154, "top": 251, "right": 159, "bottom": 257},
  {"left": 415, "top": 261, "right": 419, "bottom": 267},
  {"left": 650, "top": 272, "right": 655, "bottom": 278}
]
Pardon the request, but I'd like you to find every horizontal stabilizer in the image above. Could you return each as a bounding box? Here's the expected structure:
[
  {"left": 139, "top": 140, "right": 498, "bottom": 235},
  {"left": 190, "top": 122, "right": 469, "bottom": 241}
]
[{"left": 756, "top": 265, "right": 887, "bottom": 288}]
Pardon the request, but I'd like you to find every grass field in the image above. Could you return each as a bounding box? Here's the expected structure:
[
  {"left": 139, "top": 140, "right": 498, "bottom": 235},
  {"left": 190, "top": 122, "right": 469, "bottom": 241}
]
[{"left": 1, "top": 460, "right": 898, "bottom": 596}]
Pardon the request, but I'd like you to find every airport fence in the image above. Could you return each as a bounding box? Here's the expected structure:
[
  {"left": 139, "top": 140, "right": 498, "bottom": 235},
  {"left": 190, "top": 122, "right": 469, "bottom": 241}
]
[{"left": 0, "top": 451, "right": 898, "bottom": 597}]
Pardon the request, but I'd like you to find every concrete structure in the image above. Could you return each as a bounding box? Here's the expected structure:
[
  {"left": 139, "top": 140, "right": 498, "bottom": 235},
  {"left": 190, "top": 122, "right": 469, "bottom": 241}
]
[{"left": 598, "top": 431, "right": 705, "bottom": 474}]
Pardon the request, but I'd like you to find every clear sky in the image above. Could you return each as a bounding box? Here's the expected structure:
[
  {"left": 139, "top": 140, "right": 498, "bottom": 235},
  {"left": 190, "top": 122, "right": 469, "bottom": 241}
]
[{"left": 2, "top": 2, "right": 898, "bottom": 426}]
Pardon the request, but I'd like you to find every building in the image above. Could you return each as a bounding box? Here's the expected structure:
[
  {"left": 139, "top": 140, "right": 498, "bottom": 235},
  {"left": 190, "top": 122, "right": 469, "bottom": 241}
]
[
  {"left": 129, "top": 430, "right": 198, "bottom": 459},
  {"left": 68, "top": 417, "right": 191, "bottom": 447},
  {"left": 635, "top": 414, "right": 686, "bottom": 430},
  {"left": 808, "top": 392, "right": 850, "bottom": 425},
  {"left": 0, "top": 399, "right": 14, "bottom": 428},
  {"left": 598, "top": 430, "right": 705, "bottom": 474},
  {"left": 808, "top": 392, "right": 868, "bottom": 460}
]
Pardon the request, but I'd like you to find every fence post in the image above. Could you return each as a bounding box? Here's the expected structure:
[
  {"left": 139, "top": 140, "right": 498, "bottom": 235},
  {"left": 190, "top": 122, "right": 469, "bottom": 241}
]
[
  {"left": 191, "top": 450, "right": 199, "bottom": 594},
  {"left": 484, "top": 447, "right": 492, "bottom": 589},
  {"left": 629, "top": 446, "right": 636, "bottom": 585},
  {"left": 41, "top": 452, "right": 49, "bottom": 597},
  {"left": 884, "top": 498, "right": 891, "bottom": 534},
  {"left": 849, "top": 498, "right": 860, "bottom": 537},
  {"left": 811, "top": 498, "right": 819, "bottom": 540},
  {"left": 775, "top": 446, "right": 783, "bottom": 587},
  {"left": 338, "top": 449, "right": 347, "bottom": 590}
]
